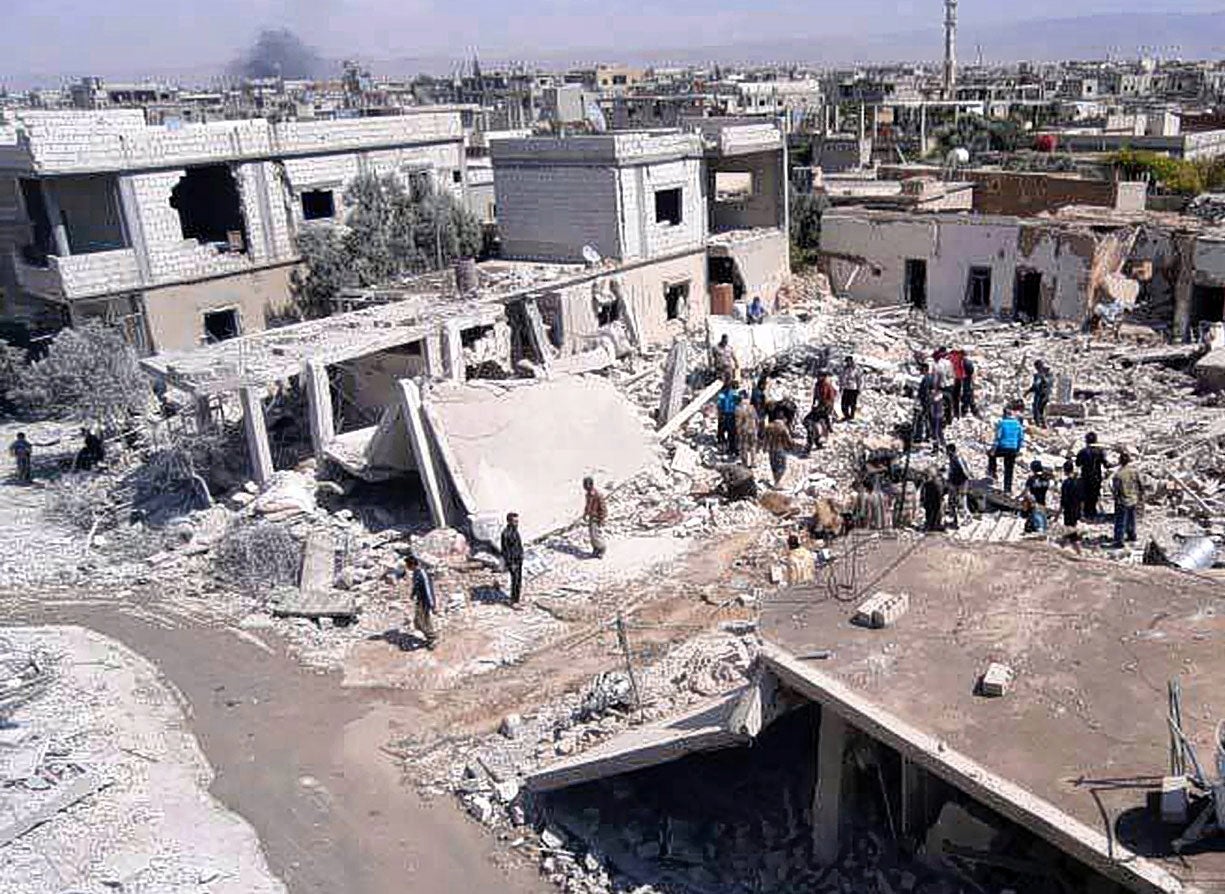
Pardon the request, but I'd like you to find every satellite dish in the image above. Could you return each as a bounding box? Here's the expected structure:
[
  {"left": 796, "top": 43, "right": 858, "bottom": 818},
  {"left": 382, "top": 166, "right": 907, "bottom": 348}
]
[
  {"left": 947, "top": 147, "right": 971, "bottom": 166},
  {"left": 585, "top": 102, "right": 608, "bottom": 133},
  {"left": 582, "top": 245, "right": 602, "bottom": 265}
]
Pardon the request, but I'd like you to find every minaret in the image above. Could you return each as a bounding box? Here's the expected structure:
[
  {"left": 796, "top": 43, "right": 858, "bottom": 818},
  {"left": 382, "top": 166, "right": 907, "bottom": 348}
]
[{"left": 943, "top": 0, "right": 958, "bottom": 100}]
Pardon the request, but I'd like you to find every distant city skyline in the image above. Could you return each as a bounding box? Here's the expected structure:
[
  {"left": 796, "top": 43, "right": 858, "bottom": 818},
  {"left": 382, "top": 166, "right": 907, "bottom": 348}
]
[{"left": 4, "top": 1, "right": 1225, "bottom": 86}]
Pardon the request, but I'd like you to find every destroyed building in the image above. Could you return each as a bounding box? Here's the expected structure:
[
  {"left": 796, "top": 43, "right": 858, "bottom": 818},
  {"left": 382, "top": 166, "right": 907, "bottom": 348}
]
[{"left": 0, "top": 108, "right": 467, "bottom": 351}]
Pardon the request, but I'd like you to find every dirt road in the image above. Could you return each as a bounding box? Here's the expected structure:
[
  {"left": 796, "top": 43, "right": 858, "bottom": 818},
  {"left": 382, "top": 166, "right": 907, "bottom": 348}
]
[{"left": 0, "top": 602, "right": 548, "bottom": 894}]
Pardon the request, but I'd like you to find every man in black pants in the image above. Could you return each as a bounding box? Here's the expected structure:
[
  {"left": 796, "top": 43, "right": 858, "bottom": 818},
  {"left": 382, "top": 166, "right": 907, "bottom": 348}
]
[
  {"left": 1075, "top": 432, "right": 1110, "bottom": 520},
  {"left": 500, "top": 512, "right": 525, "bottom": 609}
]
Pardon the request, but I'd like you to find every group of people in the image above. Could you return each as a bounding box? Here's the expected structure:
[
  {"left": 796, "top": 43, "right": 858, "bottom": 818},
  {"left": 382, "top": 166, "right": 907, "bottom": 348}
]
[
  {"left": 921, "top": 427, "right": 1144, "bottom": 551},
  {"left": 7, "top": 428, "right": 106, "bottom": 484},
  {"left": 713, "top": 352, "right": 868, "bottom": 488},
  {"left": 400, "top": 477, "right": 611, "bottom": 651},
  {"left": 914, "top": 346, "right": 979, "bottom": 450}
]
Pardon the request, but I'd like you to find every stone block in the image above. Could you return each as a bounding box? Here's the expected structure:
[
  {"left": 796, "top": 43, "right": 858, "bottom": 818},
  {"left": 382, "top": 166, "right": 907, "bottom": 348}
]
[
  {"left": 854, "top": 591, "right": 910, "bottom": 629},
  {"left": 979, "top": 662, "right": 1013, "bottom": 697},
  {"left": 1160, "top": 775, "right": 1188, "bottom": 824}
]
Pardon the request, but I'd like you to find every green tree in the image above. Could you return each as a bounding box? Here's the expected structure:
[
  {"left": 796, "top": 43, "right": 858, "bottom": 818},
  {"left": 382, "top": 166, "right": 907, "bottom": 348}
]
[
  {"left": 292, "top": 172, "right": 483, "bottom": 318},
  {"left": 790, "top": 191, "right": 830, "bottom": 269},
  {"left": 10, "top": 321, "right": 151, "bottom": 427}
]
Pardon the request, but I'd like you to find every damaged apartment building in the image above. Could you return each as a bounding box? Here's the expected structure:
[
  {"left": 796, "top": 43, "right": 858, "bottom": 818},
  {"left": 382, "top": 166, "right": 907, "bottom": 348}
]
[
  {"left": 0, "top": 108, "right": 466, "bottom": 351},
  {"left": 143, "top": 119, "right": 790, "bottom": 544},
  {"left": 819, "top": 180, "right": 1225, "bottom": 340}
]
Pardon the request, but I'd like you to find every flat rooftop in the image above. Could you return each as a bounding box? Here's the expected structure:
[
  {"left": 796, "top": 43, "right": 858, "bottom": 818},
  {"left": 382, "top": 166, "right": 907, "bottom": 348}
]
[{"left": 761, "top": 537, "right": 1225, "bottom": 893}]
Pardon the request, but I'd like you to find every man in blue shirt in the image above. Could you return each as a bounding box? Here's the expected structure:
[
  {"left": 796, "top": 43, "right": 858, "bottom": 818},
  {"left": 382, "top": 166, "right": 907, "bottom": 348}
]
[
  {"left": 747, "top": 296, "right": 767, "bottom": 325},
  {"left": 716, "top": 382, "right": 741, "bottom": 456},
  {"left": 987, "top": 408, "right": 1025, "bottom": 494},
  {"left": 405, "top": 555, "right": 437, "bottom": 650}
]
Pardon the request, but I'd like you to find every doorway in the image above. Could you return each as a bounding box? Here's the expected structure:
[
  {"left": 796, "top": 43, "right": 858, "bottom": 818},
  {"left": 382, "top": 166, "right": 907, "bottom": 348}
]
[
  {"left": 1014, "top": 270, "right": 1042, "bottom": 321},
  {"left": 1191, "top": 284, "right": 1225, "bottom": 330},
  {"left": 964, "top": 266, "right": 992, "bottom": 313},
  {"left": 904, "top": 258, "right": 927, "bottom": 309}
]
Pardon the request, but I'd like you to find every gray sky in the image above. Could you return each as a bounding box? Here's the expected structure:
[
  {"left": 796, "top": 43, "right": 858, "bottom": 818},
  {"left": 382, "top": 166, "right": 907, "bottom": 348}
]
[{"left": 4, "top": 0, "right": 1225, "bottom": 85}]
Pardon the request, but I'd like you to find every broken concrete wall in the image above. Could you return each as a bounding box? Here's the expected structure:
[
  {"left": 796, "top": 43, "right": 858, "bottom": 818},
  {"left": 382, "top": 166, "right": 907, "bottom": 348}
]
[
  {"left": 709, "top": 230, "right": 791, "bottom": 309},
  {"left": 709, "top": 150, "right": 783, "bottom": 233},
  {"left": 422, "top": 377, "right": 658, "bottom": 543},
  {"left": 536, "top": 252, "right": 709, "bottom": 354},
  {"left": 617, "top": 158, "right": 706, "bottom": 262},
  {"left": 141, "top": 265, "right": 296, "bottom": 352},
  {"left": 338, "top": 345, "right": 428, "bottom": 422}
]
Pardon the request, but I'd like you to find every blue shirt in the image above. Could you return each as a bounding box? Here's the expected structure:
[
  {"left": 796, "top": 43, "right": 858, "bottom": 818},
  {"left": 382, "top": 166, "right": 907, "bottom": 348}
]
[
  {"left": 717, "top": 390, "right": 740, "bottom": 415},
  {"left": 994, "top": 417, "right": 1025, "bottom": 451}
]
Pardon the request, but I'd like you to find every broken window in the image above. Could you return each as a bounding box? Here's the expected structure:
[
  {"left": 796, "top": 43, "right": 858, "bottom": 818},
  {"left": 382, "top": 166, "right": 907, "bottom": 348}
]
[
  {"left": 654, "top": 188, "right": 683, "bottom": 226},
  {"left": 170, "top": 165, "right": 248, "bottom": 252},
  {"left": 714, "top": 171, "right": 754, "bottom": 202},
  {"left": 203, "top": 308, "right": 240, "bottom": 343},
  {"left": 300, "top": 189, "right": 335, "bottom": 221},
  {"left": 965, "top": 266, "right": 993, "bottom": 312},
  {"left": 905, "top": 259, "right": 927, "bottom": 309},
  {"left": 53, "top": 175, "right": 127, "bottom": 254},
  {"left": 665, "top": 281, "right": 690, "bottom": 321},
  {"left": 596, "top": 299, "right": 621, "bottom": 326},
  {"left": 452, "top": 169, "right": 463, "bottom": 184},
  {"left": 1014, "top": 270, "right": 1042, "bottom": 321},
  {"left": 18, "top": 179, "right": 54, "bottom": 266}
]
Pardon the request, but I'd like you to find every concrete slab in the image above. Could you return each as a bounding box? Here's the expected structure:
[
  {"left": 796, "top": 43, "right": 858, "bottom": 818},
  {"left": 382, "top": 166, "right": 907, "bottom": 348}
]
[
  {"left": 423, "top": 377, "right": 658, "bottom": 543},
  {"left": 761, "top": 538, "right": 1224, "bottom": 893},
  {"left": 526, "top": 691, "right": 748, "bottom": 793}
]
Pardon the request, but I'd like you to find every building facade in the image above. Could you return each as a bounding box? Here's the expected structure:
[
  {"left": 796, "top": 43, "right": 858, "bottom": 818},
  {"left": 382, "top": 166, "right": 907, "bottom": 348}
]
[{"left": 0, "top": 108, "right": 466, "bottom": 352}]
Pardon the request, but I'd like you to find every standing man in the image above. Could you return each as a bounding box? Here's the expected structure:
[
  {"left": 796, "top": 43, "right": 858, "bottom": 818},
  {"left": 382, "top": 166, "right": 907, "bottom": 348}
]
[
  {"left": 1025, "top": 360, "right": 1053, "bottom": 428},
  {"left": 988, "top": 408, "right": 1025, "bottom": 494},
  {"left": 734, "top": 392, "right": 758, "bottom": 469},
  {"left": 945, "top": 443, "right": 971, "bottom": 529},
  {"left": 915, "top": 362, "right": 935, "bottom": 444},
  {"left": 1024, "top": 461, "right": 1051, "bottom": 507},
  {"left": 1075, "top": 432, "right": 1110, "bottom": 520},
  {"left": 763, "top": 418, "right": 793, "bottom": 488},
  {"left": 1111, "top": 453, "right": 1144, "bottom": 549},
  {"left": 712, "top": 335, "right": 738, "bottom": 385},
  {"left": 716, "top": 381, "right": 741, "bottom": 456},
  {"left": 1060, "top": 460, "right": 1083, "bottom": 553},
  {"left": 961, "top": 351, "right": 979, "bottom": 418},
  {"left": 500, "top": 512, "right": 524, "bottom": 609},
  {"left": 582, "top": 477, "right": 608, "bottom": 558},
  {"left": 9, "top": 432, "right": 32, "bottom": 484},
  {"left": 949, "top": 348, "right": 967, "bottom": 420},
  {"left": 405, "top": 555, "right": 437, "bottom": 650},
  {"left": 934, "top": 348, "right": 956, "bottom": 422},
  {"left": 838, "top": 356, "right": 863, "bottom": 422},
  {"left": 920, "top": 468, "right": 947, "bottom": 533}
]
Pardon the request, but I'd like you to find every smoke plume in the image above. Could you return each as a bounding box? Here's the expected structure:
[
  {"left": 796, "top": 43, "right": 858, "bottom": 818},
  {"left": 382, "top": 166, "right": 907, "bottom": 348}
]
[{"left": 231, "top": 28, "right": 324, "bottom": 80}]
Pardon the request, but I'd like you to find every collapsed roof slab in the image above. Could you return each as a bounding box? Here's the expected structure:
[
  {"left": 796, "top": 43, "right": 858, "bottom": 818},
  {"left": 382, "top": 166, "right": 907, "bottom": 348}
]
[
  {"left": 421, "top": 377, "right": 659, "bottom": 544},
  {"left": 760, "top": 537, "right": 1224, "bottom": 894}
]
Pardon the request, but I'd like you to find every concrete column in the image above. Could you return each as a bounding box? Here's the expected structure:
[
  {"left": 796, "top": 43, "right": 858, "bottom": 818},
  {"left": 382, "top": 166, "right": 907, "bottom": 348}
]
[
  {"left": 523, "top": 298, "right": 554, "bottom": 374},
  {"left": 40, "top": 181, "right": 70, "bottom": 258},
  {"left": 442, "top": 321, "right": 466, "bottom": 382},
  {"left": 239, "top": 386, "right": 274, "bottom": 487},
  {"left": 423, "top": 334, "right": 444, "bottom": 379},
  {"left": 302, "top": 359, "right": 335, "bottom": 460},
  {"left": 1173, "top": 233, "right": 1197, "bottom": 343},
  {"left": 396, "top": 379, "right": 447, "bottom": 529},
  {"left": 812, "top": 709, "right": 847, "bottom": 866}
]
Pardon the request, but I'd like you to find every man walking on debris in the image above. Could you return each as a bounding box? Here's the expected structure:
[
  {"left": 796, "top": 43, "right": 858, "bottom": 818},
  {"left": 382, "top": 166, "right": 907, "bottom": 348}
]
[
  {"left": 582, "top": 476, "right": 608, "bottom": 558},
  {"left": 838, "top": 356, "right": 863, "bottom": 422},
  {"left": 1111, "top": 453, "right": 1144, "bottom": 549},
  {"left": 1060, "top": 460, "right": 1083, "bottom": 553},
  {"left": 9, "top": 432, "right": 32, "bottom": 484},
  {"left": 713, "top": 334, "right": 738, "bottom": 385},
  {"left": 734, "top": 392, "right": 758, "bottom": 468},
  {"left": 945, "top": 443, "right": 971, "bottom": 528},
  {"left": 716, "top": 381, "right": 741, "bottom": 456},
  {"left": 805, "top": 370, "right": 837, "bottom": 452},
  {"left": 76, "top": 428, "right": 105, "bottom": 472},
  {"left": 920, "top": 468, "right": 946, "bottom": 533},
  {"left": 1075, "top": 432, "right": 1110, "bottom": 520},
  {"left": 949, "top": 347, "right": 968, "bottom": 420},
  {"left": 763, "top": 417, "right": 793, "bottom": 488},
  {"left": 1025, "top": 460, "right": 1052, "bottom": 507},
  {"left": 988, "top": 408, "right": 1025, "bottom": 494},
  {"left": 500, "top": 512, "right": 524, "bottom": 609},
  {"left": 960, "top": 350, "right": 980, "bottom": 418},
  {"left": 1025, "top": 360, "right": 1053, "bottom": 428},
  {"left": 405, "top": 555, "right": 437, "bottom": 650},
  {"left": 786, "top": 534, "right": 815, "bottom": 585}
]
